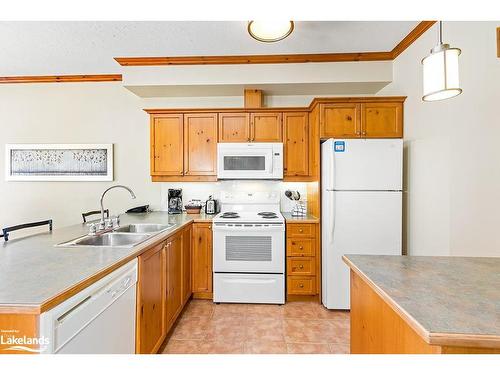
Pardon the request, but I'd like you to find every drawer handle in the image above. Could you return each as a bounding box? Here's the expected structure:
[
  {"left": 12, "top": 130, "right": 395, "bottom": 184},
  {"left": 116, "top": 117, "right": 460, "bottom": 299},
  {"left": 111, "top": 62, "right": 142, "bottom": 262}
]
[
  {"left": 299, "top": 246, "right": 303, "bottom": 250},
  {"left": 299, "top": 229, "right": 303, "bottom": 233},
  {"left": 299, "top": 283, "right": 304, "bottom": 288},
  {"left": 299, "top": 264, "right": 304, "bottom": 269}
]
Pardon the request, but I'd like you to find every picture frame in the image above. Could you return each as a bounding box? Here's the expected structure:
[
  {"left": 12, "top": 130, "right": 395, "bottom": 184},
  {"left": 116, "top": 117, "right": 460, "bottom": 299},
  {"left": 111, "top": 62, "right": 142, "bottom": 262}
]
[{"left": 5, "top": 144, "right": 114, "bottom": 181}]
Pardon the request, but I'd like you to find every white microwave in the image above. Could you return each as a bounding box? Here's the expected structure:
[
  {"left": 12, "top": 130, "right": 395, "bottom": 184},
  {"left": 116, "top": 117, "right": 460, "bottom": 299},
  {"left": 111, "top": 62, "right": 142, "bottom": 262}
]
[{"left": 217, "top": 143, "right": 283, "bottom": 180}]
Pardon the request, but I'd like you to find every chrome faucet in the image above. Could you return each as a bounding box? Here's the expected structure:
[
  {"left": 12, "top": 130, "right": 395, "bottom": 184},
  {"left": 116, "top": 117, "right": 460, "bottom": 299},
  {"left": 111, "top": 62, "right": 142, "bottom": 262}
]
[{"left": 99, "top": 185, "right": 136, "bottom": 230}]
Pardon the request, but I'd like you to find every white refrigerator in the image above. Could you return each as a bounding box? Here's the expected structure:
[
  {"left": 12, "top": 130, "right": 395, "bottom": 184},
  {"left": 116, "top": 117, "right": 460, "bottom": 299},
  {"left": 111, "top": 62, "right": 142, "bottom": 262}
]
[{"left": 321, "top": 138, "right": 403, "bottom": 310}]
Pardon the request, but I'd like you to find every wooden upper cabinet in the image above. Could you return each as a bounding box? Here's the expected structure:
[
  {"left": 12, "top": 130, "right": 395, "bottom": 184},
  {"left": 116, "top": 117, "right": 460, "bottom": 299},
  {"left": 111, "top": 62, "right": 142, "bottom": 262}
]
[
  {"left": 283, "top": 112, "right": 309, "bottom": 177},
  {"left": 320, "top": 103, "right": 360, "bottom": 138},
  {"left": 136, "top": 242, "right": 166, "bottom": 354},
  {"left": 165, "top": 234, "right": 183, "bottom": 331},
  {"left": 183, "top": 113, "right": 218, "bottom": 175},
  {"left": 250, "top": 112, "right": 282, "bottom": 142},
  {"left": 218, "top": 113, "right": 250, "bottom": 142},
  {"left": 361, "top": 103, "right": 403, "bottom": 138},
  {"left": 151, "top": 115, "right": 184, "bottom": 175}
]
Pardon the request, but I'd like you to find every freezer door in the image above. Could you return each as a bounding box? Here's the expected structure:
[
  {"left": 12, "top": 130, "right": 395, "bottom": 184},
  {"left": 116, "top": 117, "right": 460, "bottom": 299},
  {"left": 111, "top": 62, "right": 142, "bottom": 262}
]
[
  {"left": 322, "top": 191, "right": 402, "bottom": 309},
  {"left": 323, "top": 138, "right": 403, "bottom": 191}
]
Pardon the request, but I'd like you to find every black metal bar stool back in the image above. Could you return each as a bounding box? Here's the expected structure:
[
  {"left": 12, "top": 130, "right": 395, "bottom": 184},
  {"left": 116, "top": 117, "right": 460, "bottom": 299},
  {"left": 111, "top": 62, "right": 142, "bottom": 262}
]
[
  {"left": 1, "top": 219, "right": 53, "bottom": 242},
  {"left": 82, "top": 209, "right": 109, "bottom": 223}
]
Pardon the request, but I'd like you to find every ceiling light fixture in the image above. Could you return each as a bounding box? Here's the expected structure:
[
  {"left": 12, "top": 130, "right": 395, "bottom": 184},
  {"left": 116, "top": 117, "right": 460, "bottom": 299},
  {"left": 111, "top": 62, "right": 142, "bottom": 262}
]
[
  {"left": 422, "top": 21, "right": 462, "bottom": 102},
  {"left": 248, "top": 21, "right": 294, "bottom": 43}
]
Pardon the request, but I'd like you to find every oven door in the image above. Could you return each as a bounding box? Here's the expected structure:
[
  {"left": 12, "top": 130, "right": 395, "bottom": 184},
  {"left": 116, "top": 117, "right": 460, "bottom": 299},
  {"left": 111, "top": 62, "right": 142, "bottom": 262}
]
[
  {"left": 213, "top": 223, "right": 285, "bottom": 273},
  {"left": 217, "top": 144, "right": 274, "bottom": 179}
]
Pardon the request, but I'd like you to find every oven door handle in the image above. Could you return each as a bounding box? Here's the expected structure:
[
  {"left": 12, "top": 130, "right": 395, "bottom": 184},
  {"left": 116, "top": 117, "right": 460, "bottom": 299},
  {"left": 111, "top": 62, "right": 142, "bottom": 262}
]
[{"left": 224, "top": 278, "right": 277, "bottom": 285}]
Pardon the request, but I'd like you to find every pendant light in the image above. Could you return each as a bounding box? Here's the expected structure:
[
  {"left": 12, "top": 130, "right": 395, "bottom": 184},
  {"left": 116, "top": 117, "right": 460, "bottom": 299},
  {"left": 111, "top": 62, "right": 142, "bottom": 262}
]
[
  {"left": 248, "top": 21, "right": 294, "bottom": 42},
  {"left": 422, "top": 21, "right": 462, "bottom": 101}
]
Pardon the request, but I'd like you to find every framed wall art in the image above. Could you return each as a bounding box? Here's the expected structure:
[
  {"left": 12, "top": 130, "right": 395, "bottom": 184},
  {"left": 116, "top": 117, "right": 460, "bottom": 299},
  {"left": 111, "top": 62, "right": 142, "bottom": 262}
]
[{"left": 5, "top": 144, "right": 114, "bottom": 181}]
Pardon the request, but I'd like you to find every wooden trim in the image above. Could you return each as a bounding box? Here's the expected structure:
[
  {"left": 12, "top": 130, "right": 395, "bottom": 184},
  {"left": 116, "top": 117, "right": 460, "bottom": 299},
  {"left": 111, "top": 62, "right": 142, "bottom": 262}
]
[
  {"left": 0, "top": 74, "right": 122, "bottom": 84},
  {"left": 115, "top": 21, "right": 435, "bottom": 67},
  {"left": 497, "top": 27, "right": 500, "bottom": 58},
  {"left": 391, "top": 21, "right": 436, "bottom": 59},
  {"left": 343, "top": 256, "right": 500, "bottom": 349},
  {"left": 144, "top": 97, "right": 407, "bottom": 115},
  {"left": 115, "top": 52, "right": 392, "bottom": 66}
]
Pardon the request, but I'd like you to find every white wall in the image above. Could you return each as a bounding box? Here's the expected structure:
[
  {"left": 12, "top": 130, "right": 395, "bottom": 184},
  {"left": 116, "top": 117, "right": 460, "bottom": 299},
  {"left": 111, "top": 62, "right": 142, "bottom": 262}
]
[{"left": 379, "top": 21, "right": 500, "bottom": 257}]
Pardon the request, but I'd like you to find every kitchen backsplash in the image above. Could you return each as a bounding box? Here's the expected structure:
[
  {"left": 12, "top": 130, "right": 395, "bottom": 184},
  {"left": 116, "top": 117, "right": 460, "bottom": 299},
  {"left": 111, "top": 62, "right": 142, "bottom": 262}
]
[{"left": 160, "top": 181, "right": 308, "bottom": 213}]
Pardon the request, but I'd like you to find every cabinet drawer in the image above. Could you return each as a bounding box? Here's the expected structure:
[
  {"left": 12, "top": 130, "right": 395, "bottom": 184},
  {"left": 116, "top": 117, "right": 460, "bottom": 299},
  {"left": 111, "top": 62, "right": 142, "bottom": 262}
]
[
  {"left": 287, "top": 257, "right": 316, "bottom": 275},
  {"left": 287, "top": 239, "right": 315, "bottom": 257},
  {"left": 287, "top": 276, "right": 316, "bottom": 295},
  {"left": 287, "top": 223, "right": 315, "bottom": 237}
]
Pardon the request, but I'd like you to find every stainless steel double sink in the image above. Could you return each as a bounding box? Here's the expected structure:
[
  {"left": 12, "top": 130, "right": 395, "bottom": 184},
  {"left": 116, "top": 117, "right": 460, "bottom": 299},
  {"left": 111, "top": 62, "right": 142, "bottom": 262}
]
[{"left": 57, "top": 223, "right": 176, "bottom": 248}]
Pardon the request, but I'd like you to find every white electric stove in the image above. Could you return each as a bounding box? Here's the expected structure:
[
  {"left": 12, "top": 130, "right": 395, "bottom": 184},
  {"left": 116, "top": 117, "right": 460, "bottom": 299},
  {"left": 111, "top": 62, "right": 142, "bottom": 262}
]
[{"left": 212, "top": 191, "right": 285, "bottom": 304}]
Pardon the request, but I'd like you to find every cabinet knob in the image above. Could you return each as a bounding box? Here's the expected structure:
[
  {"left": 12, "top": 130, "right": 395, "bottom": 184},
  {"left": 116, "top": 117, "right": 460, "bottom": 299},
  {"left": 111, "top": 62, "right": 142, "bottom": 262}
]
[
  {"left": 208, "top": 225, "right": 212, "bottom": 229},
  {"left": 299, "top": 246, "right": 303, "bottom": 250},
  {"left": 299, "top": 229, "right": 303, "bottom": 233},
  {"left": 299, "top": 283, "right": 304, "bottom": 288},
  {"left": 299, "top": 264, "right": 304, "bottom": 269}
]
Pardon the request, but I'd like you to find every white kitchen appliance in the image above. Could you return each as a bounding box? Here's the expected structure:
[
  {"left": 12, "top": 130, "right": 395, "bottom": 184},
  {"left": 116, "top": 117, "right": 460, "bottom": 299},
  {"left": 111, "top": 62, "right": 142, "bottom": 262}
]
[
  {"left": 322, "top": 139, "right": 403, "bottom": 310},
  {"left": 213, "top": 191, "right": 285, "bottom": 304},
  {"left": 40, "top": 259, "right": 137, "bottom": 354},
  {"left": 217, "top": 143, "right": 283, "bottom": 180}
]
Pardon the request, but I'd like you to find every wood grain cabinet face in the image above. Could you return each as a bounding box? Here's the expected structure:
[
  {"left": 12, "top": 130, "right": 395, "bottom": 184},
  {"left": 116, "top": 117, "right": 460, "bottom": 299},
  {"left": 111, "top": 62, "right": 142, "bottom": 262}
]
[
  {"left": 250, "top": 112, "right": 282, "bottom": 142},
  {"left": 283, "top": 112, "right": 309, "bottom": 177},
  {"left": 361, "top": 103, "right": 403, "bottom": 138},
  {"left": 287, "top": 276, "right": 316, "bottom": 295},
  {"left": 320, "top": 103, "right": 361, "bottom": 138},
  {"left": 191, "top": 223, "right": 213, "bottom": 294},
  {"left": 218, "top": 113, "right": 250, "bottom": 142},
  {"left": 136, "top": 242, "right": 166, "bottom": 354},
  {"left": 181, "top": 226, "right": 192, "bottom": 304},
  {"left": 165, "top": 235, "right": 183, "bottom": 331},
  {"left": 184, "top": 113, "right": 218, "bottom": 175},
  {"left": 287, "top": 257, "right": 316, "bottom": 275},
  {"left": 151, "top": 115, "right": 184, "bottom": 175}
]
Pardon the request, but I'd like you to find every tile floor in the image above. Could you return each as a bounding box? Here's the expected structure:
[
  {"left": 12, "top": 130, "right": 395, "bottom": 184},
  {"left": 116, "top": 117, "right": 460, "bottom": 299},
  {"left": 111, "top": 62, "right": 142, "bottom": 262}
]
[{"left": 162, "top": 300, "right": 350, "bottom": 354}]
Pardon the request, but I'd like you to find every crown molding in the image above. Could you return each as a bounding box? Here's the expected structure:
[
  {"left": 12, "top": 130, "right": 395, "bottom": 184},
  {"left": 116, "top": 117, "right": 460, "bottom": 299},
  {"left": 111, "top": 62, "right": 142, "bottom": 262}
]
[{"left": 0, "top": 74, "right": 122, "bottom": 84}]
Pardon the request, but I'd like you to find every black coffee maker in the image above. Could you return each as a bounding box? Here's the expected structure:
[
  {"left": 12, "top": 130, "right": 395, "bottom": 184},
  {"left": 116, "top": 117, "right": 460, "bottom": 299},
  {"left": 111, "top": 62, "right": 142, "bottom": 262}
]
[{"left": 168, "top": 189, "right": 183, "bottom": 214}]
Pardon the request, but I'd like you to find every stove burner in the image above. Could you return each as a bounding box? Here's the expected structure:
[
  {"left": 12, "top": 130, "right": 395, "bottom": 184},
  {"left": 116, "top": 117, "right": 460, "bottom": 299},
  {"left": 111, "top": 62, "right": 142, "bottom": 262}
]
[
  {"left": 258, "top": 212, "right": 278, "bottom": 219},
  {"left": 221, "top": 212, "right": 240, "bottom": 218}
]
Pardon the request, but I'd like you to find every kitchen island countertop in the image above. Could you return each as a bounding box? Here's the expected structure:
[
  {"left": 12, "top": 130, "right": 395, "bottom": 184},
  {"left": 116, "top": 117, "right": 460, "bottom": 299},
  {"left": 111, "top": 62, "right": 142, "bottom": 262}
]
[
  {"left": 0, "top": 212, "right": 213, "bottom": 314},
  {"left": 343, "top": 255, "right": 500, "bottom": 349}
]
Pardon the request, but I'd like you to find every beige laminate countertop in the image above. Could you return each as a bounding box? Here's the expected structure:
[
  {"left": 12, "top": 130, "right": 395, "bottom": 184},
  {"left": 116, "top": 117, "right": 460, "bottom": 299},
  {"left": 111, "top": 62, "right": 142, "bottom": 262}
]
[
  {"left": 343, "top": 255, "right": 500, "bottom": 349},
  {"left": 282, "top": 213, "right": 319, "bottom": 223},
  {"left": 0, "top": 212, "right": 213, "bottom": 314}
]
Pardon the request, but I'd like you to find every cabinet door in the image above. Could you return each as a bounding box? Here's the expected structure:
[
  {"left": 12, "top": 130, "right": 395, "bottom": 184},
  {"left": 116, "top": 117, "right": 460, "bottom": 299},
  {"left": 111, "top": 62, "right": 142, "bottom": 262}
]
[
  {"left": 320, "top": 103, "right": 360, "bottom": 138},
  {"left": 184, "top": 113, "right": 218, "bottom": 175},
  {"left": 218, "top": 113, "right": 250, "bottom": 142},
  {"left": 361, "top": 103, "right": 403, "bottom": 138},
  {"left": 181, "top": 225, "right": 192, "bottom": 304},
  {"left": 283, "top": 112, "right": 309, "bottom": 177},
  {"left": 250, "top": 112, "right": 282, "bottom": 142},
  {"left": 136, "top": 242, "right": 166, "bottom": 354},
  {"left": 151, "top": 115, "right": 184, "bottom": 175},
  {"left": 192, "top": 223, "right": 213, "bottom": 294},
  {"left": 165, "top": 234, "right": 183, "bottom": 330}
]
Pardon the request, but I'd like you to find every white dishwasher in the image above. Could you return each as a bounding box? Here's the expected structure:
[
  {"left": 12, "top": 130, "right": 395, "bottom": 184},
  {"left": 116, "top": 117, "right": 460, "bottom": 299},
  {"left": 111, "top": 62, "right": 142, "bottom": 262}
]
[{"left": 40, "top": 259, "right": 137, "bottom": 354}]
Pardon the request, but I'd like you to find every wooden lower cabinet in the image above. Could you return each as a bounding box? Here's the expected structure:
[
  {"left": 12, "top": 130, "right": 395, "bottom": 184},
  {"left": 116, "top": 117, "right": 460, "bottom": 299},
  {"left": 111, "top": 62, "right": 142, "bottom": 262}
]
[
  {"left": 136, "top": 242, "right": 166, "bottom": 354},
  {"left": 165, "top": 234, "right": 183, "bottom": 331},
  {"left": 286, "top": 223, "right": 320, "bottom": 301},
  {"left": 191, "top": 223, "right": 213, "bottom": 298},
  {"left": 181, "top": 225, "right": 192, "bottom": 304},
  {"left": 136, "top": 225, "right": 194, "bottom": 354}
]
